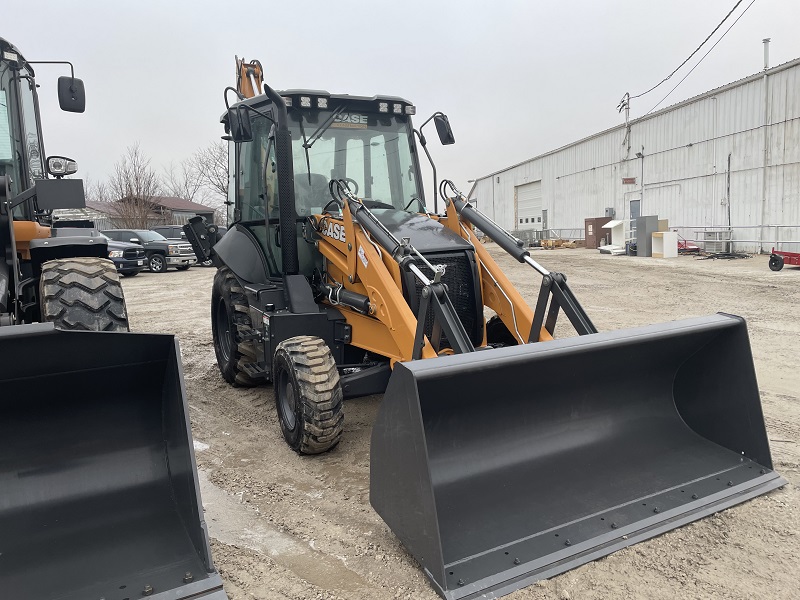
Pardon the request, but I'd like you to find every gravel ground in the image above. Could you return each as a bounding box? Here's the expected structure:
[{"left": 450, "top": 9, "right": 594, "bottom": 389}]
[{"left": 122, "top": 246, "right": 799, "bottom": 600}]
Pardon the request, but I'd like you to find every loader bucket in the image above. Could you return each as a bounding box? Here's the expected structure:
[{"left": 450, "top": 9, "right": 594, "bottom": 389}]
[
  {"left": 0, "top": 324, "right": 227, "bottom": 600},
  {"left": 371, "top": 313, "right": 785, "bottom": 600}
]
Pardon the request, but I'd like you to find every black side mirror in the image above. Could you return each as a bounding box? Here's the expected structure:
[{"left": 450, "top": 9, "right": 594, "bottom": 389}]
[
  {"left": 434, "top": 114, "right": 455, "bottom": 145},
  {"left": 227, "top": 106, "right": 253, "bottom": 142},
  {"left": 57, "top": 77, "right": 85, "bottom": 113}
]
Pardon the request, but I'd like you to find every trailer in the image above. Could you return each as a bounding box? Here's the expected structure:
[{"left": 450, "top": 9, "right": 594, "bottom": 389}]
[{"left": 769, "top": 247, "right": 800, "bottom": 271}]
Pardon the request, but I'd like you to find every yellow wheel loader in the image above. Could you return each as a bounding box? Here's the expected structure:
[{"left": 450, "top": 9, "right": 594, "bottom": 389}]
[
  {"left": 184, "top": 58, "right": 785, "bottom": 599},
  {"left": 0, "top": 38, "right": 226, "bottom": 600}
]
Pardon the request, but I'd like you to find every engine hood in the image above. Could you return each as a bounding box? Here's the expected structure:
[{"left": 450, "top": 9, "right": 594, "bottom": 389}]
[{"left": 371, "top": 209, "right": 472, "bottom": 254}]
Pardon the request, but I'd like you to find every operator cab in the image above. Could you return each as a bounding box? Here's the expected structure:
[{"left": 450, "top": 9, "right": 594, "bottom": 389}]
[{"left": 227, "top": 91, "right": 430, "bottom": 277}]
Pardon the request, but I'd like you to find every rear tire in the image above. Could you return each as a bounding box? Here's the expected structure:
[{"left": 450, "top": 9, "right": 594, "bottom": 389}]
[
  {"left": 274, "top": 336, "right": 344, "bottom": 454},
  {"left": 40, "top": 257, "right": 129, "bottom": 331},
  {"left": 769, "top": 254, "right": 784, "bottom": 271},
  {"left": 148, "top": 253, "right": 167, "bottom": 273},
  {"left": 212, "top": 266, "right": 260, "bottom": 386}
]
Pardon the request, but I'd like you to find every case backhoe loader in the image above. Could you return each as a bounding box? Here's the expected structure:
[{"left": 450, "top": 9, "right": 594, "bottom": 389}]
[
  {"left": 184, "top": 57, "right": 785, "bottom": 600},
  {"left": 0, "top": 38, "right": 226, "bottom": 600}
]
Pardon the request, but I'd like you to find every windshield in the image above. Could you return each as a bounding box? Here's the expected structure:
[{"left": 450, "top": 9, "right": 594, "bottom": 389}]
[
  {"left": 134, "top": 230, "right": 166, "bottom": 242},
  {"left": 288, "top": 110, "right": 421, "bottom": 216}
]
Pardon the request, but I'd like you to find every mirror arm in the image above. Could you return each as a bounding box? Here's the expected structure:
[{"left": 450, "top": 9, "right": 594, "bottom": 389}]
[
  {"left": 414, "top": 129, "right": 438, "bottom": 213},
  {"left": 26, "top": 60, "right": 75, "bottom": 85}
]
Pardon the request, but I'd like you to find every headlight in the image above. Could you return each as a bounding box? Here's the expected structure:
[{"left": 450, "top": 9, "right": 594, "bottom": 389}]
[
  {"left": 108, "top": 250, "right": 124, "bottom": 258},
  {"left": 168, "top": 245, "right": 180, "bottom": 255}
]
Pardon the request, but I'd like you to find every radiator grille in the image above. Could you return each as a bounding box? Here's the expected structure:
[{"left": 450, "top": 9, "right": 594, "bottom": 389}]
[
  {"left": 406, "top": 251, "right": 480, "bottom": 347},
  {"left": 123, "top": 248, "right": 145, "bottom": 260}
]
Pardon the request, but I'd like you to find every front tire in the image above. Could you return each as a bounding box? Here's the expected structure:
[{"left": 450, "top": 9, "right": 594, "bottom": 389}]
[
  {"left": 274, "top": 336, "right": 344, "bottom": 454},
  {"left": 212, "top": 266, "right": 260, "bottom": 386},
  {"left": 40, "top": 258, "right": 129, "bottom": 331},
  {"left": 149, "top": 253, "right": 168, "bottom": 273},
  {"left": 176, "top": 265, "right": 191, "bottom": 271},
  {"left": 769, "top": 254, "right": 784, "bottom": 271}
]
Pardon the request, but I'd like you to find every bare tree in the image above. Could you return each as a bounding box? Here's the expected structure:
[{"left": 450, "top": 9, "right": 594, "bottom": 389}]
[
  {"left": 108, "top": 144, "right": 162, "bottom": 229},
  {"left": 191, "top": 141, "right": 228, "bottom": 202},
  {"left": 162, "top": 159, "right": 204, "bottom": 203},
  {"left": 83, "top": 176, "right": 110, "bottom": 204}
]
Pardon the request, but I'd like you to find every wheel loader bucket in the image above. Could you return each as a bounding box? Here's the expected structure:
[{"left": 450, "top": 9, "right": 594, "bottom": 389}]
[
  {"left": 0, "top": 324, "right": 227, "bottom": 600},
  {"left": 371, "top": 313, "right": 785, "bottom": 600}
]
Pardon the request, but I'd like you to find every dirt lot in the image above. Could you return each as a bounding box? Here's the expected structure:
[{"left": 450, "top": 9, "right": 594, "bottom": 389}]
[{"left": 122, "top": 247, "right": 799, "bottom": 600}]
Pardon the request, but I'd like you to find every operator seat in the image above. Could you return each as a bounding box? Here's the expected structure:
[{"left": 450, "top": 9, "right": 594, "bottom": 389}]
[{"left": 294, "top": 173, "right": 329, "bottom": 216}]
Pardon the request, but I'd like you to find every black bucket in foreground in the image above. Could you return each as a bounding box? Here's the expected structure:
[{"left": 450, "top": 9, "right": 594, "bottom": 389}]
[
  {"left": 370, "top": 313, "right": 785, "bottom": 600},
  {"left": 0, "top": 324, "right": 227, "bottom": 600}
]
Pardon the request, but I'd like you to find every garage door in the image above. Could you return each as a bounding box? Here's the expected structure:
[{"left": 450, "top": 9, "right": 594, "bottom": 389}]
[{"left": 516, "top": 181, "right": 542, "bottom": 231}]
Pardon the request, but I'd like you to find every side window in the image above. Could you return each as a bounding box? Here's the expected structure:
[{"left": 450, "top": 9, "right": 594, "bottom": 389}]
[
  {"left": 18, "top": 70, "right": 43, "bottom": 183},
  {"left": 0, "top": 90, "right": 11, "bottom": 162},
  {"left": 265, "top": 142, "right": 278, "bottom": 218},
  {"left": 227, "top": 141, "right": 235, "bottom": 226},
  {"left": 236, "top": 115, "right": 272, "bottom": 222}
]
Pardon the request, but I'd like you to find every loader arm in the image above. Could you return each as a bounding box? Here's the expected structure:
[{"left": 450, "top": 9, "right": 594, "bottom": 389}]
[
  {"left": 314, "top": 198, "right": 439, "bottom": 362},
  {"left": 438, "top": 198, "right": 546, "bottom": 343},
  {"left": 440, "top": 182, "right": 596, "bottom": 342}
]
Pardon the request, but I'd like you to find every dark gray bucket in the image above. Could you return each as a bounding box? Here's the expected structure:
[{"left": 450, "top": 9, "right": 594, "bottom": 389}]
[
  {"left": 371, "top": 313, "right": 785, "bottom": 599},
  {"left": 0, "top": 324, "right": 227, "bottom": 600}
]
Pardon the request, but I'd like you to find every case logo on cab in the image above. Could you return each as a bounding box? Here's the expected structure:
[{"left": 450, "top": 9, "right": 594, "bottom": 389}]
[{"left": 323, "top": 221, "right": 346, "bottom": 242}]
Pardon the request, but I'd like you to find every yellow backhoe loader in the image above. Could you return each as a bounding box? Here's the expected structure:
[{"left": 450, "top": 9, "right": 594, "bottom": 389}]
[{"left": 183, "top": 57, "right": 785, "bottom": 599}]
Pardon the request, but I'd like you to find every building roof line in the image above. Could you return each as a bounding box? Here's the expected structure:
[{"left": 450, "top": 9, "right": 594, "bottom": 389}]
[{"left": 472, "top": 57, "right": 800, "bottom": 184}]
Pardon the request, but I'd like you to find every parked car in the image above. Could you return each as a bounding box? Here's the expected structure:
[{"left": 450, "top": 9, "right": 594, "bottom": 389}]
[
  {"left": 51, "top": 228, "right": 147, "bottom": 276},
  {"left": 153, "top": 224, "right": 226, "bottom": 266},
  {"left": 151, "top": 225, "right": 188, "bottom": 241},
  {"left": 101, "top": 229, "right": 196, "bottom": 272}
]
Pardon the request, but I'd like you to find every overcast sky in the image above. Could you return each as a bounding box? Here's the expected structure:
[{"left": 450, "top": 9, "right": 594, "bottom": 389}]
[{"left": 5, "top": 0, "right": 799, "bottom": 200}]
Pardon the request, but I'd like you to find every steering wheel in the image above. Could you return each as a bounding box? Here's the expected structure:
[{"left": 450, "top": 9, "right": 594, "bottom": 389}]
[
  {"left": 322, "top": 198, "right": 341, "bottom": 214},
  {"left": 342, "top": 177, "right": 359, "bottom": 195}
]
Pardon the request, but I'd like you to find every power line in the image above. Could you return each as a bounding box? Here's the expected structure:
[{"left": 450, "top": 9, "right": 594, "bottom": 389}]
[
  {"left": 629, "top": 0, "right": 744, "bottom": 100},
  {"left": 645, "top": 0, "right": 758, "bottom": 115}
]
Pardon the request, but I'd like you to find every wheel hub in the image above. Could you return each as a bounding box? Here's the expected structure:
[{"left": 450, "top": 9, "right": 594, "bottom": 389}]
[{"left": 279, "top": 374, "right": 297, "bottom": 431}]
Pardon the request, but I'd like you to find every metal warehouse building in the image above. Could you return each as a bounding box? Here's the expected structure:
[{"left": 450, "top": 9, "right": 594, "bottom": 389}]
[{"left": 467, "top": 58, "right": 800, "bottom": 253}]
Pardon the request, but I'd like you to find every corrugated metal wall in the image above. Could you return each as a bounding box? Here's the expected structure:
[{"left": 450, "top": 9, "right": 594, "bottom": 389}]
[{"left": 469, "top": 59, "right": 800, "bottom": 252}]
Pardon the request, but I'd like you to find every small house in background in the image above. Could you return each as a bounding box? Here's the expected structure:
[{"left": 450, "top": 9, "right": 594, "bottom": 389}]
[
  {"left": 54, "top": 196, "right": 217, "bottom": 230},
  {"left": 151, "top": 196, "right": 216, "bottom": 225}
]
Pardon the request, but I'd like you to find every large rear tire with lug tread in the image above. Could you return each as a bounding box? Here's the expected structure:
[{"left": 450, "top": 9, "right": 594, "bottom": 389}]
[
  {"left": 40, "top": 257, "right": 129, "bottom": 331},
  {"left": 274, "top": 335, "right": 344, "bottom": 455},
  {"left": 212, "top": 266, "right": 260, "bottom": 387}
]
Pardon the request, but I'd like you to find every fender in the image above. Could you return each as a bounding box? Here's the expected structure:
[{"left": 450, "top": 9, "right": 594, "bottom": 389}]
[{"left": 213, "top": 224, "right": 270, "bottom": 285}]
